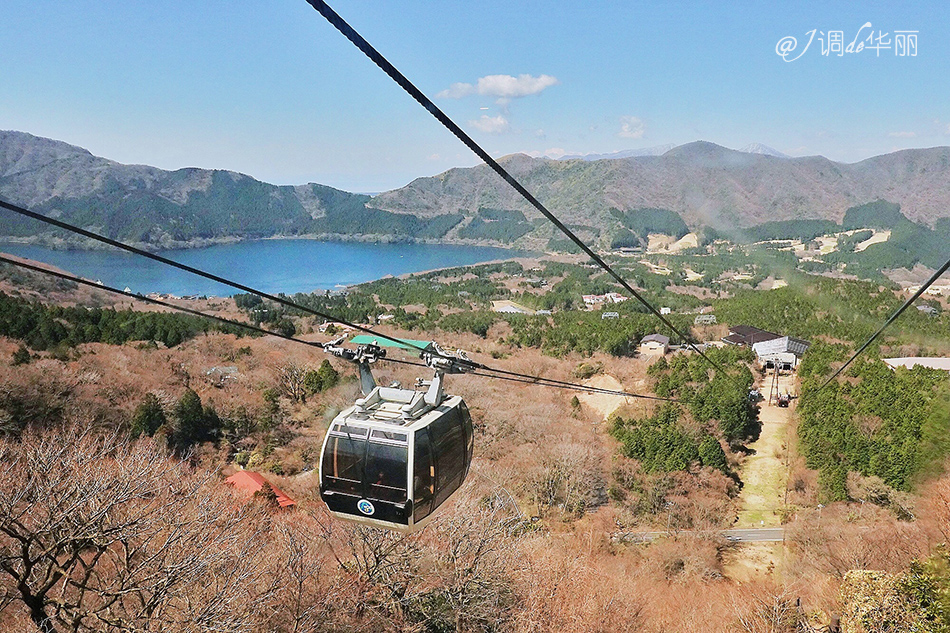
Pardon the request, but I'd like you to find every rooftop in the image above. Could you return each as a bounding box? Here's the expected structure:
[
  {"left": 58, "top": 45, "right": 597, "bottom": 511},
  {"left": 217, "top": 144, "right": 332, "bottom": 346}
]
[
  {"left": 883, "top": 357, "right": 950, "bottom": 371},
  {"left": 722, "top": 325, "right": 782, "bottom": 347},
  {"left": 225, "top": 471, "right": 296, "bottom": 508},
  {"left": 752, "top": 336, "right": 811, "bottom": 357}
]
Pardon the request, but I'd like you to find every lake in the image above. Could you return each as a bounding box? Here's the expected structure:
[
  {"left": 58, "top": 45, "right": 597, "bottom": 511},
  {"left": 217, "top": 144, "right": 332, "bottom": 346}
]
[{"left": 0, "top": 240, "right": 528, "bottom": 297}]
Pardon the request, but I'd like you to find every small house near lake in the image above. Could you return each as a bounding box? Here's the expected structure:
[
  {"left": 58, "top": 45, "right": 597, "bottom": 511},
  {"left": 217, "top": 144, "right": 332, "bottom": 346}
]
[
  {"left": 722, "top": 325, "right": 781, "bottom": 347},
  {"left": 582, "top": 292, "right": 628, "bottom": 306}
]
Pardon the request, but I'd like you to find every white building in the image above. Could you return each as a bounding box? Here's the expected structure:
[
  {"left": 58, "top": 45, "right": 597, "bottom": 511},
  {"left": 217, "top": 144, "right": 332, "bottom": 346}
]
[
  {"left": 752, "top": 336, "right": 811, "bottom": 369},
  {"left": 639, "top": 334, "right": 670, "bottom": 355},
  {"left": 495, "top": 305, "right": 529, "bottom": 314},
  {"left": 883, "top": 357, "right": 950, "bottom": 371},
  {"left": 583, "top": 292, "right": 629, "bottom": 306}
]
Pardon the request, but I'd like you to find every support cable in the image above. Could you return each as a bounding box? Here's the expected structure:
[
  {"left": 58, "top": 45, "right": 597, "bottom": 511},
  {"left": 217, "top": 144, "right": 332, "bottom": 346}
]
[
  {"left": 0, "top": 253, "right": 674, "bottom": 402},
  {"left": 0, "top": 198, "right": 431, "bottom": 355},
  {"left": 819, "top": 254, "right": 950, "bottom": 390},
  {"left": 304, "top": 0, "right": 736, "bottom": 383}
]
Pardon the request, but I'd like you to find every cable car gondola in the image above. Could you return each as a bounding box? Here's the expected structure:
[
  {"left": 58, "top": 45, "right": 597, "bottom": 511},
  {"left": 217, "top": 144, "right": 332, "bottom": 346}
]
[{"left": 319, "top": 340, "right": 475, "bottom": 532}]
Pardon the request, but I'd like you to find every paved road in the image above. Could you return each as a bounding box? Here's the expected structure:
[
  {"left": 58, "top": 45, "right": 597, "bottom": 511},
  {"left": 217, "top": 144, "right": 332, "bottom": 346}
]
[
  {"left": 722, "top": 527, "right": 784, "bottom": 542},
  {"left": 614, "top": 527, "right": 784, "bottom": 544}
]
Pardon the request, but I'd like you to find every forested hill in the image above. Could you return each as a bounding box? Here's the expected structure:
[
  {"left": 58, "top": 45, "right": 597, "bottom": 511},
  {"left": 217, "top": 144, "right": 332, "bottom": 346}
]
[
  {"left": 373, "top": 141, "right": 950, "bottom": 231},
  {"left": 0, "top": 131, "right": 461, "bottom": 248},
  {"left": 4, "top": 130, "right": 950, "bottom": 250}
]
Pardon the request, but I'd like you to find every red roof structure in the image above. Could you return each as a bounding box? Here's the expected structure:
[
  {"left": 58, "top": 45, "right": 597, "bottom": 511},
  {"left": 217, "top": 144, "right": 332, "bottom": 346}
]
[{"left": 225, "top": 470, "right": 296, "bottom": 508}]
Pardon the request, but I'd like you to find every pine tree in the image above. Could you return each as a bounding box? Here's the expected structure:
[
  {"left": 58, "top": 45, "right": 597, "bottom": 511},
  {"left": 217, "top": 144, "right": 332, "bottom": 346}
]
[
  {"left": 699, "top": 436, "right": 728, "bottom": 473},
  {"left": 173, "top": 389, "right": 208, "bottom": 449},
  {"left": 11, "top": 345, "right": 30, "bottom": 366},
  {"left": 316, "top": 359, "right": 339, "bottom": 391},
  {"left": 131, "top": 393, "right": 167, "bottom": 438}
]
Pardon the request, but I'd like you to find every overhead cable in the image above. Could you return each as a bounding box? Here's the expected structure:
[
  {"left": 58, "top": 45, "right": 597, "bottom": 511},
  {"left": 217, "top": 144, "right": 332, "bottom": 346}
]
[
  {"left": 0, "top": 253, "right": 672, "bottom": 401},
  {"left": 304, "top": 0, "right": 737, "bottom": 384},
  {"left": 0, "top": 197, "right": 431, "bottom": 355},
  {"left": 819, "top": 253, "right": 950, "bottom": 390}
]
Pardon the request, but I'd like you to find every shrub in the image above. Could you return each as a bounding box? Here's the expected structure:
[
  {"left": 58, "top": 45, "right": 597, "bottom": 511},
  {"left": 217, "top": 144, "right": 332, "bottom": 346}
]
[{"left": 11, "top": 345, "right": 30, "bottom": 366}]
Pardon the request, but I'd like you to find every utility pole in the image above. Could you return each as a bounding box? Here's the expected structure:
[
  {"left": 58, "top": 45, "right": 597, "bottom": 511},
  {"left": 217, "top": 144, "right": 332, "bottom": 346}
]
[{"left": 768, "top": 363, "right": 780, "bottom": 405}]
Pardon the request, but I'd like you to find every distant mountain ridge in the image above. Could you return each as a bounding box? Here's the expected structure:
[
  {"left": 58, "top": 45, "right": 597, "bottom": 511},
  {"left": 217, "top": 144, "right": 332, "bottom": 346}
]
[
  {"left": 558, "top": 144, "right": 675, "bottom": 161},
  {"left": 2, "top": 130, "right": 950, "bottom": 251},
  {"left": 738, "top": 143, "right": 789, "bottom": 158},
  {"left": 0, "top": 131, "right": 460, "bottom": 249},
  {"left": 372, "top": 140, "right": 950, "bottom": 232},
  {"left": 558, "top": 142, "right": 787, "bottom": 161}
]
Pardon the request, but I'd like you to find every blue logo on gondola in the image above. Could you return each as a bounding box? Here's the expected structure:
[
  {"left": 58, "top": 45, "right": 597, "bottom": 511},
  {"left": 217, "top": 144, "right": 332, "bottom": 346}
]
[{"left": 357, "top": 499, "right": 375, "bottom": 516}]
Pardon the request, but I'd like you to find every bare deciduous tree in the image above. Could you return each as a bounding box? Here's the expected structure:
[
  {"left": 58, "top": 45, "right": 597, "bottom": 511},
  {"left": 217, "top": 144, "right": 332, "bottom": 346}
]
[
  {"left": 732, "top": 583, "right": 800, "bottom": 633},
  {"left": 0, "top": 424, "right": 276, "bottom": 632},
  {"left": 420, "top": 495, "right": 523, "bottom": 633},
  {"left": 265, "top": 514, "right": 343, "bottom": 633},
  {"left": 276, "top": 363, "right": 308, "bottom": 404},
  {"left": 525, "top": 442, "right": 605, "bottom": 517},
  {"left": 310, "top": 488, "right": 524, "bottom": 633}
]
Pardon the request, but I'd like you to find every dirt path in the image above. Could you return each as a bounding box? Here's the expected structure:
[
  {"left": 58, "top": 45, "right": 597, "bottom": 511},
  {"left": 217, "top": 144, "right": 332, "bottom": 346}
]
[
  {"left": 723, "top": 371, "right": 798, "bottom": 580},
  {"left": 735, "top": 372, "right": 797, "bottom": 527},
  {"left": 576, "top": 374, "right": 627, "bottom": 420}
]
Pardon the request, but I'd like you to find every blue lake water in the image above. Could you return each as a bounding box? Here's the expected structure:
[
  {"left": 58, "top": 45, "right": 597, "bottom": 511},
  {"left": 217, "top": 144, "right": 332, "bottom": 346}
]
[{"left": 0, "top": 240, "right": 528, "bottom": 297}]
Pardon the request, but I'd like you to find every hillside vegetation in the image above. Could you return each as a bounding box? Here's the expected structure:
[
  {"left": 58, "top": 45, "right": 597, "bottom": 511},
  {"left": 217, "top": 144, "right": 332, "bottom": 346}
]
[
  {"left": 3, "top": 250, "right": 950, "bottom": 630},
  {"left": 5, "top": 131, "right": 950, "bottom": 253}
]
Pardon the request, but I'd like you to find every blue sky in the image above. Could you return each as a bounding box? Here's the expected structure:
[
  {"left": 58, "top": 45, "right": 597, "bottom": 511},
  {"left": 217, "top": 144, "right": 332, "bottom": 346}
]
[{"left": 2, "top": 1, "right": 948, "bottom": 192}]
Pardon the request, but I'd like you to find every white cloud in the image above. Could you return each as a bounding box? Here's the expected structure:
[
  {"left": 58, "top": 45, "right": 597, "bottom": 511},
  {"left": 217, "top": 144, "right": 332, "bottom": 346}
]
[
  {"left": 619, "top": 116, "right": 645, "bottom": 139},
  {"left": 427, "top": 153, "right": 442, "bottom": 161},
  {"left": 888, "top": 131, "right": 917, "bottom": 138},
  {"left": 438, "top": 82, "right": 477, "bottom": 99},
  {"left": 437, "top": 74, "right": 558, "bottom": 100},
  {"left": 477, "top": 74, "right": 558, "bottom": 99},
  {"left": 469, "top": 115, "right": 510, "bottom": 134},
  {"left": 534, "top": 129, "right": 546, "bottom": 139}
]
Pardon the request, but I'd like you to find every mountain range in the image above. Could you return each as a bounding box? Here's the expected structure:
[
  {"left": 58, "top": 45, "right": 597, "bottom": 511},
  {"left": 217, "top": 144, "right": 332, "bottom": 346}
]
[
  {"left": 556, "top": 142, "right": 787, "bottom": 161},
  {"left": 738, "top": 143, "right": 789, "bottom": 158},
  {"left": 2, "top": 130, "right": 949, "bottom": 250},
  {"left": 557, "top": 145, "right": 675, "bottom": 161}
]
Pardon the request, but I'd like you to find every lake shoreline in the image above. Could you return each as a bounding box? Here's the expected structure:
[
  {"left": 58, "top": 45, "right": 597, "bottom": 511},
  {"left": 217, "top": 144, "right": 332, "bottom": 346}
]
[
  {"left": 0, "top": 240, "right": 534, "bottom": 297},
  {"left": 0, "top": 231, "right": 541, "bottom": 254}
]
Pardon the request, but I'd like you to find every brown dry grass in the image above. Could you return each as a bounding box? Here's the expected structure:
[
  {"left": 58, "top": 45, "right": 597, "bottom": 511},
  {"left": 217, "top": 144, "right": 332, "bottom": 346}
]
[{"left": 3, "top": 282, "right": 948, "bottom": 631}]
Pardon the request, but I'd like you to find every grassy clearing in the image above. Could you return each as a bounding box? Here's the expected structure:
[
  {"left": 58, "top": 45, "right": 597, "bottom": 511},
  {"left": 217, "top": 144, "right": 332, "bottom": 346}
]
[{"left": 735, "top": 373, "right": 795, "bottom": 528}]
